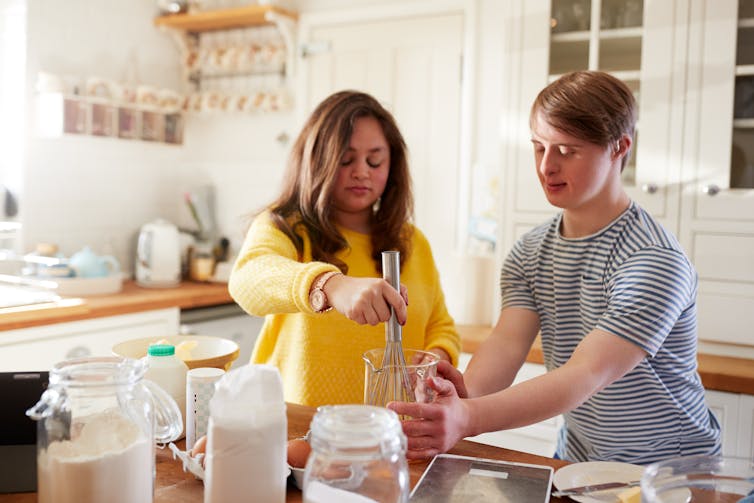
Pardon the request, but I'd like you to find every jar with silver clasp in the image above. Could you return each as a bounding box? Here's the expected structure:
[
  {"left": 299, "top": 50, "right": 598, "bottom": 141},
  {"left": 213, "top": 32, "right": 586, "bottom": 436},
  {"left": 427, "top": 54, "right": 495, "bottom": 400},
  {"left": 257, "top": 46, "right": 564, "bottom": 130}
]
[
  {"left": 303, "top": 405, "right": 409, "bottom": 503},
  {"left": 26, "top": 356, "right": 183, "bottom": 503}
]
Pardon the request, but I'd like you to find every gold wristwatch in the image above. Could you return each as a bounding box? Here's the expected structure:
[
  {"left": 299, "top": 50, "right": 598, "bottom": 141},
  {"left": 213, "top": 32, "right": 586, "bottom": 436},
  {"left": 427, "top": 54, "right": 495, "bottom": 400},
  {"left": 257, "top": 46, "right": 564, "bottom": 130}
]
[{"left": 309, "top": 271, "right": 341, "bottom": 313}]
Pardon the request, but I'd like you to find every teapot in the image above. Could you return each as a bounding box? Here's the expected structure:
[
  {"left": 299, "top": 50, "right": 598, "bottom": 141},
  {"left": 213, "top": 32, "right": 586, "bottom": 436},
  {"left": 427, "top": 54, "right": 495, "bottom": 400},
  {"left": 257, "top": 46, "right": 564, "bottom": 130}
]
[{"left": 69, "top": 246, "right": 120, "bottom": 278}]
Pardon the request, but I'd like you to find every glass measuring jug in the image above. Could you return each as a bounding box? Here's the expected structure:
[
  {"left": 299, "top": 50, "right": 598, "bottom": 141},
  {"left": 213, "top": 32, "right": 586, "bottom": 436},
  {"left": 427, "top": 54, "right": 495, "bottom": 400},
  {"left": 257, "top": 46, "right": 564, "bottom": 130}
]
[
  {"left": 363, "top": 348, "right": 439, "bottom": 407},
  {"left": 26, "top": 356, "right": 182, "bottom": 503},
  {"left": 304, "top": 404, "right": 409, "bottom": 503}
]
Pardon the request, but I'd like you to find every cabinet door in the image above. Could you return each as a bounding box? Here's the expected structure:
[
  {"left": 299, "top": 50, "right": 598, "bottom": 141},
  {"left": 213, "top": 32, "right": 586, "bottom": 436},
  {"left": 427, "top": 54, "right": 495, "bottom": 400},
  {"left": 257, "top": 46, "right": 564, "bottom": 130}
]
[
  {"left": 685, "top": 0, "right": 754, "bottom": 218},
  {"left": 705, "top": 389, "right": 739, "bottom": 456},
  {"left": 300, "top": 12, "right": 463, "bottom": 281},
  {"left": 0, "top": 309, "right": 180, "bottom": 372},
  {"left": 500, "top": 0, "right": 682, "bottom": 255},
  {"left": 680, "top": 0, "right": 754, "bottom": 351}
]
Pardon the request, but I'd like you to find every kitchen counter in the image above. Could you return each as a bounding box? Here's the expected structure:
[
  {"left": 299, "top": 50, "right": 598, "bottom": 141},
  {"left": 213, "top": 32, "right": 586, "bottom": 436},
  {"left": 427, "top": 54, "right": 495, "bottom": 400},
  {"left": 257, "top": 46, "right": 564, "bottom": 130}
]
[
  {"left": 458, "top": 325, "right": 754, "bottom": 396},
  {"left": 0, "top": 280, "right": 233, "bottom": 332},
  {"left": 1, "top": 402, "right": 572, "bottom": 503},
  {"left": 0, "top": 283, "right": 751, "bottom": 395}
]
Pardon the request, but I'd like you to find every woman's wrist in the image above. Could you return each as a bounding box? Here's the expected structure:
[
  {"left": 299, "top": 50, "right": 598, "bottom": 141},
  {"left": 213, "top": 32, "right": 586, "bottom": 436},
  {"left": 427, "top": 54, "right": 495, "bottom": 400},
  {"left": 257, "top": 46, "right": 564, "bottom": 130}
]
[{"left": 309, "top": 271, "right": 342, "bottom": 312}]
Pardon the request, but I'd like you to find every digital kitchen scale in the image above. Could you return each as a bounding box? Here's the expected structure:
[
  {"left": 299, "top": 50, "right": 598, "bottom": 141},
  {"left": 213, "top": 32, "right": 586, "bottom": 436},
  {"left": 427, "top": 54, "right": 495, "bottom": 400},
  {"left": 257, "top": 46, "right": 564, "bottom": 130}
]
[{"left": 410, "top": 453, "right": 553, "bottom": 502}]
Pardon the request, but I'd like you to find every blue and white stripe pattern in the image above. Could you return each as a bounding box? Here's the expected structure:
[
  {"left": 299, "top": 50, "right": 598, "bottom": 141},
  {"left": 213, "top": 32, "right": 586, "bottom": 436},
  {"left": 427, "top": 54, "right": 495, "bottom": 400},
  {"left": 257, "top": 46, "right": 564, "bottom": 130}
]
[{"left": 501, "top": 202, "right": 721, "bottom": 464}]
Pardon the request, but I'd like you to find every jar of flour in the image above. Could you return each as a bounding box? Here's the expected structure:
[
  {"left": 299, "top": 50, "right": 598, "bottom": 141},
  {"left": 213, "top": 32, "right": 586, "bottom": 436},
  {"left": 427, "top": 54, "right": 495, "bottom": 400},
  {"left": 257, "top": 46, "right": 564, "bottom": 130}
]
[{"left": 26, "top": 356, "right": 183, "bottom": 503}]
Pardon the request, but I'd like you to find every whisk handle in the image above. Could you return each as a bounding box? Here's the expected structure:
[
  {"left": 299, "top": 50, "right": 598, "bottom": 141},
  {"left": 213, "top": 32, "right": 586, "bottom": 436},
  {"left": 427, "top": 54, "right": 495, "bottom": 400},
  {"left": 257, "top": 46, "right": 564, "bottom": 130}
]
[{"left": 381, "top": 251, "right": 402, "bottom": 343}]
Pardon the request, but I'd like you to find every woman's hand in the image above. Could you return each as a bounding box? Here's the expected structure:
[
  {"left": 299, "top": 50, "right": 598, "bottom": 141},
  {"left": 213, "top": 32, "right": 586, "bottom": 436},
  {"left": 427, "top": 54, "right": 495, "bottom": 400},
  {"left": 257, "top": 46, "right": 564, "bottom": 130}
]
[
  {"left": 325, "top": 274, "right": 408, "bottom": 325},
  {"left": 387, "top": 376, "right": 472, "bottom": 460},
  {"left": 436, "top": 359, "right": 468, "bottom": 398}
]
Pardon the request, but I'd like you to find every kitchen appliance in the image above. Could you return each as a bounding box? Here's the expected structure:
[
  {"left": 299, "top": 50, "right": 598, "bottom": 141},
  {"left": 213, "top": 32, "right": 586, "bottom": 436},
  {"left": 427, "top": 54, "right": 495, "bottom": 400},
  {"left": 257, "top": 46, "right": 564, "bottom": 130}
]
[{"left": 136, "top": 219, "right": 181, "bottom": 288}]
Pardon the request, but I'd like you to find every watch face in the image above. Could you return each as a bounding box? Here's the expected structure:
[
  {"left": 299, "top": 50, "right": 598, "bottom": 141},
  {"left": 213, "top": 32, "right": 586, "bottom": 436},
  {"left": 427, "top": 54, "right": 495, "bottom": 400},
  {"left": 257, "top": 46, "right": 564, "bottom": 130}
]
[{"left": 310, "top": 289, "right": 326, "bottom": 311}]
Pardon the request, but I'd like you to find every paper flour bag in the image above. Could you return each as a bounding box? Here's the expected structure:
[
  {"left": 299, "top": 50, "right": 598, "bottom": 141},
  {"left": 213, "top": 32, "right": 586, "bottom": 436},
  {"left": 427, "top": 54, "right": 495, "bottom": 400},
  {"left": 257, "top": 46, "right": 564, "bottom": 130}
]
[{"left": 203, "top": 364, "right": 287, "bottom": 503}]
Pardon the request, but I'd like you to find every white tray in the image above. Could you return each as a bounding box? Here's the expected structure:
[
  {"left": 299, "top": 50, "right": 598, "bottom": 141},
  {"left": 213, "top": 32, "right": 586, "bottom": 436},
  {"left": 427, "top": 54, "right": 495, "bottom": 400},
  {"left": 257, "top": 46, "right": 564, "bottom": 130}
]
[{"left": 53, "top": 273, "right": 123, "bottom": 296}]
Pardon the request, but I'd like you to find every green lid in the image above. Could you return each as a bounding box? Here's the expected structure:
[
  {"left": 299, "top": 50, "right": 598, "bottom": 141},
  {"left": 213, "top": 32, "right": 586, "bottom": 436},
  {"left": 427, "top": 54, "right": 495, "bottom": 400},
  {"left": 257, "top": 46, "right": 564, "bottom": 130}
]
[{"left": 148, "top": 344, "right": 176, "bottom": 357}]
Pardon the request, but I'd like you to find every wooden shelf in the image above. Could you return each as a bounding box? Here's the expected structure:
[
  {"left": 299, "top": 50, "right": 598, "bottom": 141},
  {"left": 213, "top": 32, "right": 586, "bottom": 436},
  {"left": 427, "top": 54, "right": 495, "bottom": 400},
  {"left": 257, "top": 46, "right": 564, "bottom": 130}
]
[{"left": 154, "top": 4, "right": 297, "bottom": 32}]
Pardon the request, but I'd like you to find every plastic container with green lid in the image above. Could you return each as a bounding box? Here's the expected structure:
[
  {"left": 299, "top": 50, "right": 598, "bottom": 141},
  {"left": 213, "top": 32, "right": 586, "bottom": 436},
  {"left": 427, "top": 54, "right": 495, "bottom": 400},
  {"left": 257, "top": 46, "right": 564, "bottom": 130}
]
[
  {"left": 145, "top": 343, "right": 188, "bottom": 439},
  {"left": 148, "top": 344, "right": 177, "bottom": 357}
]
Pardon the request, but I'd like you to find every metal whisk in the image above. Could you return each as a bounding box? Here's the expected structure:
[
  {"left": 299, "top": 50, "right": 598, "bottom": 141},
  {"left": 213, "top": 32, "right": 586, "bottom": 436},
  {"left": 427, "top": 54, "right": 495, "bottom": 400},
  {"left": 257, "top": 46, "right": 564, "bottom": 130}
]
[{"left": 365, "top": 251, "right": 416, "bottom": 407}]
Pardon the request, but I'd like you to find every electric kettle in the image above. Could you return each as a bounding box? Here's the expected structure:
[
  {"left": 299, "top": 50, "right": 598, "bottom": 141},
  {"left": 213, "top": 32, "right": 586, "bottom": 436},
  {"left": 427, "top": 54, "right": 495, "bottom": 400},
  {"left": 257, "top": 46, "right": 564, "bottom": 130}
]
[{"left": 136, "top": 219, "right": 181, "bottom": 288}]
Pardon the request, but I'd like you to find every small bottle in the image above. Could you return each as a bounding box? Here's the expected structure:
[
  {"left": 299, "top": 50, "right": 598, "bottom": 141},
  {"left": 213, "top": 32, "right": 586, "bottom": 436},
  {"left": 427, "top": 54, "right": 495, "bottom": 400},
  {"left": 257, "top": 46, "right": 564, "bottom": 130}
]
[{"left": 144, "top": 344, "right": 188, "bottom": 439}]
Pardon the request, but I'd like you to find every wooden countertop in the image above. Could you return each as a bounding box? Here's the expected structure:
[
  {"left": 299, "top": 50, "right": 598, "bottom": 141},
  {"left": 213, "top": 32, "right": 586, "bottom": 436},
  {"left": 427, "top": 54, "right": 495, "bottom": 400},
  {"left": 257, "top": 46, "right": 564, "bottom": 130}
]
[
  {"left": 1, "top": 402, "right": 571, "bottom": 503},
  {"left": 458, "top": 325, "right": 754, "bottom": 396},
  {"left": 0, "top": 280, "right": 233, "bottom": 332}
]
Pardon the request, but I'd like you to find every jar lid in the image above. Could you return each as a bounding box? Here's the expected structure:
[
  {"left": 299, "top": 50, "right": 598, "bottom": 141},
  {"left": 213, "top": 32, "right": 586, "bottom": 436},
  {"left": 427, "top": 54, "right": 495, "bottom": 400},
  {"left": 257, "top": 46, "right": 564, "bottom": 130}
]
[
  {"left": 148, "top": 344, "right": 176, "bottom": 357},
  {"left": 309, "top": 405, "right": 406, "bottom": 455}
]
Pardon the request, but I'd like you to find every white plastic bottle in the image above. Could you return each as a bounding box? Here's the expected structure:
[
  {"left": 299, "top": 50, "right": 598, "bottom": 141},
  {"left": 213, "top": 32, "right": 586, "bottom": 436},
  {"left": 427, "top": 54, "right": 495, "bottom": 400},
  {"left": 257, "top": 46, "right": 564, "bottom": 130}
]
[{"left": 144, "top": 344, "right": 188, "bottom": 439}]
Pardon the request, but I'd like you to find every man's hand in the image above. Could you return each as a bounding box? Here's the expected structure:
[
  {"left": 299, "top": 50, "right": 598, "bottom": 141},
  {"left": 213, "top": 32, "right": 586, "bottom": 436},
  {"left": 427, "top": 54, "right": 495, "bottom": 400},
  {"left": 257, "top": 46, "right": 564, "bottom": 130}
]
[{"left": 387, "top": 375, "right": 472, "bottom": 460}]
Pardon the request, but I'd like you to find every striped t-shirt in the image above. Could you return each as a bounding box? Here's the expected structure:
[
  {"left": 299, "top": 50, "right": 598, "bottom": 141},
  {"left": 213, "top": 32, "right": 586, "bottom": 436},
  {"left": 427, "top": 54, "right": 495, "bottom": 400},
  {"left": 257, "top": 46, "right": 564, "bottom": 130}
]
[{"left": 501, "top": 202, "right": 721, "bottom": 464}]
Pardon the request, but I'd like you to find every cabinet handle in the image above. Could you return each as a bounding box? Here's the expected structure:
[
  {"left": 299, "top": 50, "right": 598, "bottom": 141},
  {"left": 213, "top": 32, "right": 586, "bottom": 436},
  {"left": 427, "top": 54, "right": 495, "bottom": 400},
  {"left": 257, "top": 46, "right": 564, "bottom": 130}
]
[
  {"left": 641, "top": 183, "right": 658, "bottom": 194},
  {"left": 702, "top": 184, "right": 720, "bottom": 196}
]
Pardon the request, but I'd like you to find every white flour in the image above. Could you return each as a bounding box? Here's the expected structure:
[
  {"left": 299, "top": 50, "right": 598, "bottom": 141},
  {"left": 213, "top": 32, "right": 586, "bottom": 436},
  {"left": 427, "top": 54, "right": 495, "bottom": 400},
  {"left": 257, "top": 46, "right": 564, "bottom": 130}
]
[
  {"left": 37, "top": 411, "right": 152, "bottom": 503},
  {"left": 203, "top": 416, "right": 287, "bottom": 503}
]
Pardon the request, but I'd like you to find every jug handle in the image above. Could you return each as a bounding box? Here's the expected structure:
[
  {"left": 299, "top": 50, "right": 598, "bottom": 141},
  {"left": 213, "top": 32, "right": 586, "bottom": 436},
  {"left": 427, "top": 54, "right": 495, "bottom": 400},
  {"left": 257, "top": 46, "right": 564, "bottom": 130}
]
[{"left": 142, "top": 379, "right": 183, "bottom": 444}]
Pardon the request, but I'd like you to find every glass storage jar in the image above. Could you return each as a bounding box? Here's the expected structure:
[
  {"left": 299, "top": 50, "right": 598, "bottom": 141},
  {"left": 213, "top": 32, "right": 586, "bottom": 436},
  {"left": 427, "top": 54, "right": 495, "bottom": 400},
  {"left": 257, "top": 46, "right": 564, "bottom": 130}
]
[
  {"left": 26, "top": 356, "right": 183, "bottom": 503},
  {"left": 303, "top": 404, "right": 409, "bottom": 503},
  {"left": 641, "top": 454, "right": 754, "bottom": 502}
]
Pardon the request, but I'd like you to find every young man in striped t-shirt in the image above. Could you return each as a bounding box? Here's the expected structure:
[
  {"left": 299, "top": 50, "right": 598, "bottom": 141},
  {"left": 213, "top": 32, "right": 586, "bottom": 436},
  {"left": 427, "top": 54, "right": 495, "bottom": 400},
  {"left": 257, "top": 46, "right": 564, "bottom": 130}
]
[{"left": 390, "top": 71, "right": 722, "bottom": 464}]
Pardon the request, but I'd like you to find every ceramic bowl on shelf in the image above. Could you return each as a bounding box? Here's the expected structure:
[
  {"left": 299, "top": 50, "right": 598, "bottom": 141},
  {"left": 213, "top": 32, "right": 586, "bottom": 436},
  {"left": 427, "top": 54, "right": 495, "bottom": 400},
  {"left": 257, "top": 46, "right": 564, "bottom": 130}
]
[{"left": 112, "top": 335, "right": 239, "bottom": 370}]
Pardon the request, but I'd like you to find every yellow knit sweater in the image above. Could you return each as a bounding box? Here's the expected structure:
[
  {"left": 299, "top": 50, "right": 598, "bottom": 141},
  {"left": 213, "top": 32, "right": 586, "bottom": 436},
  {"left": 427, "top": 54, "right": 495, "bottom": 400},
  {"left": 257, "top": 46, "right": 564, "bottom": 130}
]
[{"left": 228, "top": 212, "right": 460, "bottom": 406}]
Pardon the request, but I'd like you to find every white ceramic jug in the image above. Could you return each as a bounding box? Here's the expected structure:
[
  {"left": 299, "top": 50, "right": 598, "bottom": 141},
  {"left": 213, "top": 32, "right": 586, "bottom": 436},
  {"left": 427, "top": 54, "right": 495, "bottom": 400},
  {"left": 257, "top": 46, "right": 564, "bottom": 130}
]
[{"left": 136, "top": 219, "right": 181, "bottom": 288}]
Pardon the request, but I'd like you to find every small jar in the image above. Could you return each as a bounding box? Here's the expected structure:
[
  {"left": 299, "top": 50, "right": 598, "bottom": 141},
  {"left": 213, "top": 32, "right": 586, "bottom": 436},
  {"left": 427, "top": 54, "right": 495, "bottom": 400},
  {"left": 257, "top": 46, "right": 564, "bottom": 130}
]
[{"left": 303, "top": 405, "right": 409, "bottom": 503}]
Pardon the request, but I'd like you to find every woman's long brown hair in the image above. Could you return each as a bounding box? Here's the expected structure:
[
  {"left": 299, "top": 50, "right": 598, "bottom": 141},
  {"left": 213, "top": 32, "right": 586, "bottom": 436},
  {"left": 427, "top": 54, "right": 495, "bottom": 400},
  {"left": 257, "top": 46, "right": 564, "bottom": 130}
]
[{"left": 269, "top": 90, "right": 414, "bottom": 274}]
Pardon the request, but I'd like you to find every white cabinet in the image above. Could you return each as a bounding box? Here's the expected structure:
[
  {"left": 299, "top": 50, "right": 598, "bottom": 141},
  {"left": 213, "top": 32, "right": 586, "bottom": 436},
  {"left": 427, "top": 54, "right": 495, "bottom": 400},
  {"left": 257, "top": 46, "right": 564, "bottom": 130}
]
[
  {"left": 705, "top": 389, "right": 754, "bottom": 458},
  {"left": 0, "top": 308, "right": 179, "bottom": 372},
  {"left": 498, "top": 0, "right": 754, "bottom": 357},
  {"left": 458, "top": 353, "right": 562, "bottom": 457},
  {"left": 679, "top": 0, "right": 754, "bottom": 356}
]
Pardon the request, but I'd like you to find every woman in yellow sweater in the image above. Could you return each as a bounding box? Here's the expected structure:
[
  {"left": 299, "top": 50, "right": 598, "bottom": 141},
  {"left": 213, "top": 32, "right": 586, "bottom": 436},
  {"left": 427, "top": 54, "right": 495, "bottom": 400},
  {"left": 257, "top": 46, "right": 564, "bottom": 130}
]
[{"left": 228, "top": 90, "right": 460, "bottom": 406}]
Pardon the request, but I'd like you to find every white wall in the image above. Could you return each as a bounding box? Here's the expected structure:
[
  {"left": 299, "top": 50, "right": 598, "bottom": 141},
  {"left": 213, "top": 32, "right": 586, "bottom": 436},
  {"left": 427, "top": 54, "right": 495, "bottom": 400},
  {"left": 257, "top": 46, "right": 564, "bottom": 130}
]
[
  {"left": 16, "top": 0, "right": 507, "bottom": 300},
  {"left": 22, "top": 0, "right": 192, "bottom": 270}
]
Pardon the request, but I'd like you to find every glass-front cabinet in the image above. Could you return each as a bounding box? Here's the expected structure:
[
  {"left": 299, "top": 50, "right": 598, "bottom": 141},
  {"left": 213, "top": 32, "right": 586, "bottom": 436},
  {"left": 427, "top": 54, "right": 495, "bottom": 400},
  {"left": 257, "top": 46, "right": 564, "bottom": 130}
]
[
  {"left": 680, "top": 0, "right": 754, "bottom": 353},
  {"left": 502, "top": 0, "right": 681, "bottom": 232},
  {"left": 733, "top": 1, "right": 754, "bottom": 189},
  {"left": 499, "top": 0, "right": 754, "bottom": 354},
  {"left": 549, "top": 0, "right": 643, "bottom": 182}
]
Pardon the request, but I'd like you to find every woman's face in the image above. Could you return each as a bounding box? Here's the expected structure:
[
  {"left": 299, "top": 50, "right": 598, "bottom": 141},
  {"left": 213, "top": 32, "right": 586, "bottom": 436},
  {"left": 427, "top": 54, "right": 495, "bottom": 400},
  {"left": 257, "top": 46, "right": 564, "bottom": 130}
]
[
  {"left": 530, "top": 111, "right": 620, "bottom": 212},
  {"left": 331, "top": 116, "right": 390, "bottom": 231}
]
